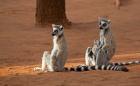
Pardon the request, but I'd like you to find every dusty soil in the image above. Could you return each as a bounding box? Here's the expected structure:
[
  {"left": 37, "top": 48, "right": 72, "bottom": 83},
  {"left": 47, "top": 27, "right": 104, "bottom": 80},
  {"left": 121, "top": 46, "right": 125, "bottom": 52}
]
[{"left": 0, "top": 0, "right": 140, "bottom": 86}]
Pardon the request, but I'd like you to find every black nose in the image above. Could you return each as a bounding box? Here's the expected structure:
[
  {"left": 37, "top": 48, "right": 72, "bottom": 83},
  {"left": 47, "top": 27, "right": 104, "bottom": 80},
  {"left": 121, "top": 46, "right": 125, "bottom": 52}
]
[
  {"left": 52, "top": 32, "right": 55, "bottom": 36},
  {"left": 99, "top": 27, "right": 103, "bottom": 29}
]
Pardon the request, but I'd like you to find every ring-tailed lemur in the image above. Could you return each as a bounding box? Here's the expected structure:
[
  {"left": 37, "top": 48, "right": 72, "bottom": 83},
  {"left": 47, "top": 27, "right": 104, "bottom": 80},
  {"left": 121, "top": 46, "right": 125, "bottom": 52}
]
[
  {"left": 58, "top": 17, "right": 127, "bottom": 72},
  {"left": 85, "top": 17, "right": 140, "bottom": 70},
  {"left": 34, "top": 23, "right": 128, "bottom": 72},
  {"left": 91, "top": 17, "right": 116, "bottom": 66},
  {"left": 34, "top": 24, "right": 67, "bottom": 72}
]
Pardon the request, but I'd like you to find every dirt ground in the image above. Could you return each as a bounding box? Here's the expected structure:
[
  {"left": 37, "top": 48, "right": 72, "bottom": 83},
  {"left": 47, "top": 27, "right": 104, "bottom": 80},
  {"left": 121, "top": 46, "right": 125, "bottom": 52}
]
[{"left": 0, "top": 0, "right": 140, "bottom": 86}]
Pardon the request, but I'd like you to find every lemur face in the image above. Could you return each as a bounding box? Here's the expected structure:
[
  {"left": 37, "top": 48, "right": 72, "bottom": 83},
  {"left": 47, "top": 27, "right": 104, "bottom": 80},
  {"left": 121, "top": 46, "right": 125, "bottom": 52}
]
[
  {"left": 98, "top": 17, "right": 111, "bottom": 30},
  {"left": 52, "top": 24, "right": 64, "bottom": 36}
]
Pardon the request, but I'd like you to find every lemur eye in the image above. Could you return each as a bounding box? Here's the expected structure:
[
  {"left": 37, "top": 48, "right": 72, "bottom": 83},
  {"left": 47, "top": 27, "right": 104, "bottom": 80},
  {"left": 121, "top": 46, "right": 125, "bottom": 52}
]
[
  {"left": 54, "top": 30, "right": 58, "bottom": 33},
  {"left": 59, "top": 27, "right": 63, "bottom": 31},
  {"left": 103, "top": 23, "right": 107, "bottom": 27}
]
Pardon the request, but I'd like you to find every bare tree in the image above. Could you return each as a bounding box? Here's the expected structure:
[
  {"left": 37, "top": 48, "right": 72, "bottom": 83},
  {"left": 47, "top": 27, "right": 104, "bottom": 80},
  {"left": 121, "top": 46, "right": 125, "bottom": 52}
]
[{"left": 36, "top": 0, "right": 71, "bottom": 26}]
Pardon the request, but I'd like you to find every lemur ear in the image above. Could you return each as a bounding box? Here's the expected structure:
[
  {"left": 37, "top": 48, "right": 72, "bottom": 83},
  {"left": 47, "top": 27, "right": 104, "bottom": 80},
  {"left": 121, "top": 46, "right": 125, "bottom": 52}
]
[
  {"left": 59, "top": 25, "right": 63, "bottom": 30},
  {"left": 98, "top": 17, "right": 101, "bottom": 21},
  {"left": 98, "top": 17, "right": 102, "bottom": 24},
  {"left": 108, "top": 20, "right": 111, "bottom": 24},
  {"left": 52, "top": 24, "right": 55, "bottom": 27}
]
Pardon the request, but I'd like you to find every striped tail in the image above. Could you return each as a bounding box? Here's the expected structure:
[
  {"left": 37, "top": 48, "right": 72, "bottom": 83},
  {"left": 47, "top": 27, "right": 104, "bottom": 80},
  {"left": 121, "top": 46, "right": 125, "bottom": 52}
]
[
  {"left": 111, "top": 60, "right": 140, "bottom": 66},
  {"left": 64, "top": 64, "right": 128, "bottom": 72}
]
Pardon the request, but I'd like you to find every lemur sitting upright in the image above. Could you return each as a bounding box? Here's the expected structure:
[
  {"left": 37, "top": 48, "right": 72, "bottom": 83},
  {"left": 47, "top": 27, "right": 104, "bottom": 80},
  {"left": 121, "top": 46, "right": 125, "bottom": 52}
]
[
  {"left": 85, "top": 17, "right": 140, "bottom": 70},
  {"left": 34, "top": 24, "right": 67, "bottom": 72},
  {"left": 34, "top": 22, "right": 129, "bottom": 72}
]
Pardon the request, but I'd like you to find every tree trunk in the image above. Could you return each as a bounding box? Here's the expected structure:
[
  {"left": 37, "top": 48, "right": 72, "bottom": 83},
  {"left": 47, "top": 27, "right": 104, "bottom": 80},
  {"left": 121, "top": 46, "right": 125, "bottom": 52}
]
[{"left": 36, "top": 0, "right": 71, "bottom": 26}]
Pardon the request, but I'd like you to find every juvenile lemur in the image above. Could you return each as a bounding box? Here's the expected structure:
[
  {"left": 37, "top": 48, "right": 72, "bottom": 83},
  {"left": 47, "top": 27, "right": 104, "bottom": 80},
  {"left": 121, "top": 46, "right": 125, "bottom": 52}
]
[
  {"left": 34, "top": 24, "right": 67, "bottom": 72},
  {"left": 85, "top": 17, "right": 140, "bottom": 71}
]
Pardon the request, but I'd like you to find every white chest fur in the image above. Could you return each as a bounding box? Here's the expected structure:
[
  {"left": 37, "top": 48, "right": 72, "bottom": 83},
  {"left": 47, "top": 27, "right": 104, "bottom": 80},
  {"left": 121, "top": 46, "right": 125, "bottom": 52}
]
[{"left": 53, "top": 36, "right": 58, "bottom": 48}]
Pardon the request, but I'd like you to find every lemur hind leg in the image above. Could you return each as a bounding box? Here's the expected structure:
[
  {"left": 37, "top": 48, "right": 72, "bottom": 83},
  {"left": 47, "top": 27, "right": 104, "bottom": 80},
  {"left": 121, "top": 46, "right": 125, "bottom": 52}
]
[
  {"left": 55, "top": 58, "right": 64, "bottom": 71},
  {"left": 34, "top": 51, "right": 50, "bottom": 72},
  {"left": 85, "top": 47, "right": 96, "bottom": 66},
  {"left": 95, "top": 49, "right": 109, "bottom": 66},
  {"left": 85, "top": 47, "right": 92, "bottom": 65}
]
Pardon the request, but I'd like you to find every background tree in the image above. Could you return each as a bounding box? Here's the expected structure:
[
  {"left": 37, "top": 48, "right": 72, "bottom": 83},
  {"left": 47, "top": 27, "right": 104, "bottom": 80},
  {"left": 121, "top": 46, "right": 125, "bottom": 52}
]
[{"left": 36, "top": 0, "right": 71, "bottom": 26}]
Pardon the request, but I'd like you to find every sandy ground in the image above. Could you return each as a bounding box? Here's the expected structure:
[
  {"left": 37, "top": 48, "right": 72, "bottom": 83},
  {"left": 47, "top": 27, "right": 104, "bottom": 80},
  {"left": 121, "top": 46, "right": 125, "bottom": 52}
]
[{"left": 0, "top": 0, "right": 140, "bottom": 86}]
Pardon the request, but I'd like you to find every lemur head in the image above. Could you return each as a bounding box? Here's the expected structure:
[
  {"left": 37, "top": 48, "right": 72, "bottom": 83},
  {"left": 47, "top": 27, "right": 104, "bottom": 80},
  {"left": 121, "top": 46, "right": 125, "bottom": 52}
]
[
  {"left": 98, "top": 17, "right": 111, "bottom": 36},
  {"left": 52, "top": 24, "right": 64, "bottom": 37},
  {"left": 98, "top": 17, "right": 111, "bottom": 30}
]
